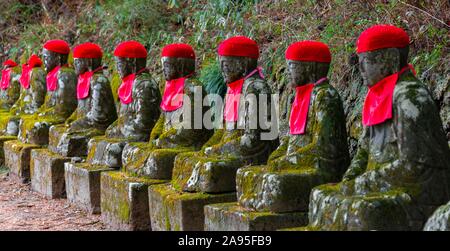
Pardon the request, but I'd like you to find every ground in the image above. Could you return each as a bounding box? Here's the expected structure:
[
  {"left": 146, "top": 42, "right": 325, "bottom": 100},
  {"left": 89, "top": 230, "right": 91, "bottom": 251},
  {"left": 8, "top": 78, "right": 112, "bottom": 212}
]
[{"left": 0, "top": 166, "right": 105, "bottom": 231}]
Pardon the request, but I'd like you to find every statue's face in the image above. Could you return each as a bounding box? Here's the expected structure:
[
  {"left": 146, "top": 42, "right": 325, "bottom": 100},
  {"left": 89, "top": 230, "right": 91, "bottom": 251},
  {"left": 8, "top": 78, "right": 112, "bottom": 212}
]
[
  {"left": 42, "top": 49, "right": 60, "bottom": 73},
  {"left": 287, "top": 60, "right": 314, "bottom": 87},
  {"left": 358, "top": 48, "right": 400, "bottom": 87},
  {"left": 115, "top": 56, "right": 134, "bottom": 79},
  {"left": 161, "top": 57, "right": 179, "bottom": 81},
  {"left": 74, "top": 58, "right": 90, "bottom": 76},
  {"left": 219, "top": 56, "right": 247, "bottom": 84}
]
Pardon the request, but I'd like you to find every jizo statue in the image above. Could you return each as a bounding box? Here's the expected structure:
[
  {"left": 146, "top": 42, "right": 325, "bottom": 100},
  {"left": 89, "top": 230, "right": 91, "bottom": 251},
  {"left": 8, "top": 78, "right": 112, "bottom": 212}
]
[
  {"left": 0, "top": 59, "right": 20, "bottom": 111},
  {"left": 306, "top": 25, "right": 450, "bottom": 231},
  {"left": 48, "top": 42, "right": 117, "bottom": 157},
  {"left": 85, "top": 40, "right": 161, "bottom": 168},
  {"left": 235, "top": 41, "right": 350, "bottom": 213},
  {"left": 0, "top": 55, "right": 46, "bottom": 136},
  {"left": 122, "top": 43, "right": 212, "bottom": 179},
  {"left": 17, "top": 40, "right": 77, "bottom": 145},
  {"left": 170, "top": 36, "right": 274, "bottom": 193}
]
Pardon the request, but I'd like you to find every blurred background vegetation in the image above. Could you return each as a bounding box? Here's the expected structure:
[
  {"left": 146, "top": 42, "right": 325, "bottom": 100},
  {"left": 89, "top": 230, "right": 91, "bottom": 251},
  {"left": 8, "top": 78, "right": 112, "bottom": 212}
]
[{"left": 0, "top": 0, "right": 449, "bottom": 155}]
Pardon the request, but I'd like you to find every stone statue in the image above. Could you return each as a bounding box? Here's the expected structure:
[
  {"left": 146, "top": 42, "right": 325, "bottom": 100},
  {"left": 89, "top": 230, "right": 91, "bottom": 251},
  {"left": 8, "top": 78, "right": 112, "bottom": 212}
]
[
  {"left": 49, "top": 42, "right": 117, "bottom": 157},
  {"left": 0, "top": 55, "right": 46, "bottom": 136},
  {"left": 204, "top": 41, "right": 350, "bottom": 230},
  {"left": 148, "top": 36, "right": 274, "bottom": 231},
  {"left": 0, "top": 59, "right": 20, "bottom": 111},
  {"left": 171, "top": 36, "right": 274, "bottom": 193},
  {"left": 122, "top": 43, "right": 212, "bottom": 179},
  {"left": 306, "top": 25, "right": 450, "bottom": 231},
  {"left": 86, "top": 40, "right": 161, "bottom": 168},
  {"left": 18, "top": 40, "right": 77, "bottom": 145}
]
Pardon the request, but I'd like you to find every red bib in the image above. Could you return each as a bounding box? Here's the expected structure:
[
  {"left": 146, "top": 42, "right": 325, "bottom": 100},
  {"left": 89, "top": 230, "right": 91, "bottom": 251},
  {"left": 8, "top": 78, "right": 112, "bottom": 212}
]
[
  {"left": 1, "top": 68, "right": 12, "bottom": 90},
  {"left": 224, "top": 67, "right": 264, "bottom": 122},
  {"left": 46, "top": 66, "right": 61, "bottom": 91},
  {"left": 118, "top": 68, "right": 147, "bottom": 105},
  {"left": 362, "top": 65, "right": 415, "bottom": 126},
  {"left": 289, "top": 77, "right": 327, "bottom": 135},
  {"left": 160, "top": 77, "right": 186, "bottom": 112},
  {"left": 77, "top": 67, "right": 103, "bottom": 100},
  {"left": 19, "top": 65, "right": 32, "bottom": 89}
]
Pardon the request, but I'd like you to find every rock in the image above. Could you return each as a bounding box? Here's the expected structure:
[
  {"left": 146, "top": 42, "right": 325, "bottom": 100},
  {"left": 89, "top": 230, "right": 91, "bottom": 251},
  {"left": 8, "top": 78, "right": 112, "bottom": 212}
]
[
  {"left": 148, "top": 183, "right": 236, "bottom": 231},
  {"left": 424, "top": 201, "right": 450, "bottom": 231},
  {"left": 4, "top": 140, "right": 42, "bottom": 183}
]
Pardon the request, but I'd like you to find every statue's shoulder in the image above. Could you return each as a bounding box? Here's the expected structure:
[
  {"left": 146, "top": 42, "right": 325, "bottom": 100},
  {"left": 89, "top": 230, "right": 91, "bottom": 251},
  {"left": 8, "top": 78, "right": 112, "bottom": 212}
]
[
  {"left": 394, "top": 73, "right": 431, "bottom": 105},
  {"left": 314, "top": 81, "right": 340, "bottom": 102},
  {"left": 32, "top": 67, "right": 46, "bottom": 77},
  {"left": 59, "top": 66, "right": 76, "bottom": 79},
  {"left": 245, "top": 76, "right": 270, "bottom": 94},
  {"left": 92, "top": 73, "right": 110, "bottom": 87}
]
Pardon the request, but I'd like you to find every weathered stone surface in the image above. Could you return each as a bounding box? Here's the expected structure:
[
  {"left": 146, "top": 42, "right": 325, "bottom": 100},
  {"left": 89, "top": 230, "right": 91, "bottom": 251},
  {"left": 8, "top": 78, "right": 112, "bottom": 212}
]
[
  {"left": 424, "top": 201, "right": 450, "bottom": 231},
  {"left": 148, "top": 183, "right": 236, "bottom": 231},
  {"left": 0, "top": 135, "right": 17, "bottom": 166},
  {"left": 172, "top": 151, "right": 242, "bottom": 193},
  {"left": 123, "top": 143, "right": 187, "bottom": 180},
  {"left": 4, "top": 140, "right": 42, "bottom": 183},
  {"left": 64, "top": 162, "right": 113, "bottom": 214},
  {"left": 49, "top": 124, "right": 100, "bottom": 157},
  {"left": 87, "top": 136, "right": 128, "bottom": 168},
  {"left": 30, "top": 148, "right": 71, "bottom": 198},
  {"left": 236, "top": 166, "right": 334, "bottom": 213},
  {"left": 204, "top": 202, "right": 308, "bottom": 231},
  {"left": 100, "top": 171, "right": 167, "bottom": 231}
]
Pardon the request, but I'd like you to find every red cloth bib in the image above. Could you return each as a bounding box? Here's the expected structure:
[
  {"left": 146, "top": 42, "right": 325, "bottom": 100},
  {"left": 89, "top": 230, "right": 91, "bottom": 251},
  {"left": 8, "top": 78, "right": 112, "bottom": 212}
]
[
  {"left": 46, "top": 66, "right": 61, "bottom": 91},
  {"left": 289, "top": 77, "right": 327, "bottom": 135},
  {"left": 1, "top": 68, "right": 12, "bottom": 90},
  {"left": 118, "top": 68, "right": 147, "bottom": 105},
  {"left": 160, "top": 76, "right": 187, "bottom": 112},
  {"left": 77, "top": 67, "right": 103, "bottom": 100},
  {"left": 362, "top": 64, "right": 415, "bottom": 126},
  {"left": 19, "top": 64, "right": 32, "bottom": 89},
  {"left": 224, "top": 67, "right": 264, "bottom": 122}
]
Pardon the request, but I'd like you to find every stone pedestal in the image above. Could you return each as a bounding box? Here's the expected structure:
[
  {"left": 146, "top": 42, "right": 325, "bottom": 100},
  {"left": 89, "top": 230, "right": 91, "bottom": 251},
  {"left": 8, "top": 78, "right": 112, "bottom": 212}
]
[
  {"left": 100, "top": 171, "right": 167, "bottom": 231},
  {"left": 0, "top": 135, "right": 17, "bottom": 166},
  {"left": 64, "top": 162, "right": 114, "bottom": 214},
  {"left": 204, "top": 203, "right": 308, "bottom": 231},
  {"left": 4, "top": 140, "right": 42, "bottom": 183},
  {"left": 148, "top": 183, "right": 236, "bottom": 231},
  {"left": 30, "top": 148, "right": 72, "bottom": 198},
  {"left": 48, "top": 124, "right": 93, "bottom": 157}
]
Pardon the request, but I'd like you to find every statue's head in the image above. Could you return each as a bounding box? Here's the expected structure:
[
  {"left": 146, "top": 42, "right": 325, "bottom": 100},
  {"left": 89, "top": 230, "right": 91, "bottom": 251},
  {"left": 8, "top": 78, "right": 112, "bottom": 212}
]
[
  {"left": 161, "top": 43, "right": 196, "bottom": 81},
  {"left": 113, "top": 41, "right": 148, "bottom": 78},
  {"left": 42, "top": 40, "right": 70, "bottom": 73},
  {"left": 2, "top": 59, "right": 18, "bottom": 70},
  {"left": 73, "top": 42, "right": 103, "bottom": 76},
  {"left": 356, "top": 25, "right": 410, "bottom": 87},
  {"left": 285, "top": 41, "right": 331, "bottom": 87},
  {"left": 217, "top": 36, "right": 259, "bottom": 83}
]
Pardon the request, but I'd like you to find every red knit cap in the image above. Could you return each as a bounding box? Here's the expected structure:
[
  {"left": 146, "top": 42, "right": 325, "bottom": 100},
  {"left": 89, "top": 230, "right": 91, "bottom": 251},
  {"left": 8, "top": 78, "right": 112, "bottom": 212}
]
[
  {"left": 114, "top": 41, "right": 147, "bottom": 58},
  {"left": 28, "top": 54, "right": 43, "bottom": 68},
  {"left": 161, "top": 43, "right": 195, "bottom": 59},
  {"left": 357, "top": 24, "right": 410, "bottom": 54},
  {"left": 3, "top": 59, "right": 18, "bottom": 67},
  {"left": 218, "top": 36, "right": 259, "bottom": 59},
  {"left": 73, "top": 42, "right": 103, "bottom": 59},
  {"left": 285, "top": 41, "right": 331, "bottom": 63},
  {"left": 43, "top": 39, "right": 70, "bottom": 54}
]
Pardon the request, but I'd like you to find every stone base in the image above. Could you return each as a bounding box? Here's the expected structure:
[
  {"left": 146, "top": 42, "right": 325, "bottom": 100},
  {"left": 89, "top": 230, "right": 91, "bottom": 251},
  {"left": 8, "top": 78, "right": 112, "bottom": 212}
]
[
  {"left": 87, "top": 136, "right": 128, "bottom": 168},
  {"left": 29, "top": 149, "right": 71, "bottom": 198},
  {"left": 4, "top": 140, "right": 42, "bottom": 183},
  {"left": 236, "top": 166, "right": 332, "bottom": 212},
  {"left": 100, "top": 171, "right": 167, "bottom": 231},
  {"left": 0, "top": 136, "right": 17, "bottom": 166},
  {"left": 148, "top": 184, "right": 236, "bottom": 231},
  {"left": 49, "top": 124, "right": 103, "bottom": 157},
  {"left": 204, "top": 202, "right": 308, "bottom": 231},
  {"left": 64, "top": 162, "right": 114, "bottom": 214}
]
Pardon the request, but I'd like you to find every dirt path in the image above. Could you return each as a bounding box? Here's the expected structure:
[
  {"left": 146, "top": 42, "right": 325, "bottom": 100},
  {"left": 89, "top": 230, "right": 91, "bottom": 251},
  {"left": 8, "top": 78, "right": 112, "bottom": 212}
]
[{"left": 0, "top": 168, "right": 105, "bottom": 231}]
